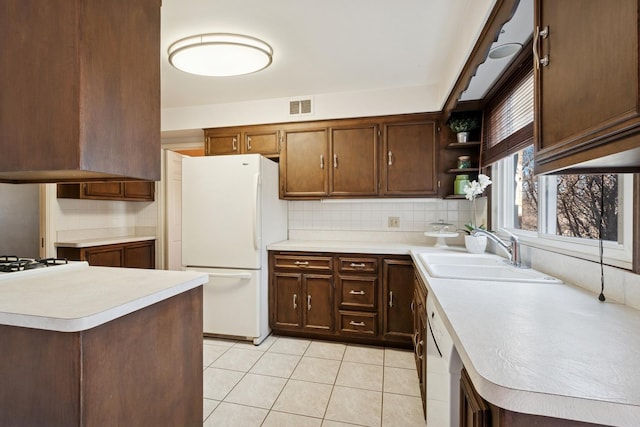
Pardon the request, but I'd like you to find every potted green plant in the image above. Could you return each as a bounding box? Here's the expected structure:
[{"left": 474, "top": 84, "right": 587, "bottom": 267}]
[{"left": 447, "top": 112, "right": 481, "bottom": 143}]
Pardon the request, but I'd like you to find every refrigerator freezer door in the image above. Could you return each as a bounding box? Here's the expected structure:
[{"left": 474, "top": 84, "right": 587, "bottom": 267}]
[
  {"left": 182, "top": 155, "right": 262, "bottom": 269},
  {"left": 186, "top": 267, "right": 263, "bottom": 341}
]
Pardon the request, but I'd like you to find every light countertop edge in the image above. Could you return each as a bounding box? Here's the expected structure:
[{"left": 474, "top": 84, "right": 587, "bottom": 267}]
[
  {"left": 267, "top": 239, "right": 429, "bottom": 255},
  {"left": 410, "top": 248, "right": 640, "bottom": 427},
  {"left": 0, "top": 263, "right": 208, "bottom": 332},
  {"left": 54, "top": 235, "right": 156, "bottom": 248}
]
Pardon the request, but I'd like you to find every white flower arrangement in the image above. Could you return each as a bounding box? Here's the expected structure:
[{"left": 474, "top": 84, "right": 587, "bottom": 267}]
[{"left": 463, "top": 174, "right": 492, "bottom": 232}]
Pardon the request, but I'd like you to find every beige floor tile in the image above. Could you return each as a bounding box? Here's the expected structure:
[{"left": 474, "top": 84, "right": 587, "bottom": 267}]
[
  {"left": 203, "top": 367, "right": 244, "bottom": 400},
  {"left": 272, "top": 379, "right": 333, "bottom": 418},
  {"left": 224, "top": 373, "right": 287, "bottom": 409},
  {"left": 203, "top": 345, "right": 228, "bottom": 367},
  {"left": 343, "top": 345, "right": 384, "bottom": 365},
  {"left": 335, "top": 361, "right": 383, "bottom": 391},
  {"left": 203, "top": 398, "right": 220, "bottom": 421},
  {"left": 383, "top": 366, "right": 421, "bottom": 397},
  {"left": 211, "top": 347, "right": 263, "bottom": 372},
  {"left": 262, "top": 411, "right": 323, "bottom": 427},
  {"left": 269, "top": 336, "right": 311, "bottom": 355},
  {"left": 292, "top": 357, "right": 341, "bottom": 384},
  {"left": 203, "top": 402, "right": 268, "bottom": 427},
  {"left": 321, "top": 421, "right": 365, "bottom": 427},
  {"left": 249, "top": 352, "right": 301, "bottom": 378},
  {"left": 384, "top": 348, "right": 416, "bottom": 369},
  {"left": 325, "top": 386, "right": 382, "bottom": 427},
  {"left": 203, "top": 338, "right": 236, "bottom": 348},
  {"left": 382, "top": 393, "right": 425, "bottom": 427},
  {"left": 304, "top": 341, "right": 347, "bottom": 360}
]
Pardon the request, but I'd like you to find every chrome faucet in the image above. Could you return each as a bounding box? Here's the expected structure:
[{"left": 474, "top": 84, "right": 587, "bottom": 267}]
[{"left": 471, "top": 227, "right": 522, "bottom": 267}]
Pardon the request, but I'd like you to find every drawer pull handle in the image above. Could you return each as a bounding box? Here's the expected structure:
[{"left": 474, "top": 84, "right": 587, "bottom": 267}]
[
  {"left": 411, "top": 300, "right": 415, "bottom": 313},
  {"left": 293, "top": 293, "right": 297, "bottom": 309},
  {"left": 349, "top": 290, "right": 365, "bottom": 295},
  {"left": 349, "top": 263, "right": 366, "bottom": 268},
  {"left": 247, "top": 136, "right": 252, "bottom": 151},
  {"left": 294, "top": 261, "right": 309, "bottom": 266},
  {"left": 388, "top": 150, "right": 393, "bottom": 166},
  {"left": 349, "top": 321, "right": 365, "bottom": 327},
  {"left": 417, "top": 340, "right": 424, "bottom": 360},
  {"left": 232, "top": 137, "right": 237, "bottom": 151},
  {"left": 320, "top": 154, "right": 324, "bottom": 169},
  {"left": 307, "top": 294, "right": 312, "bottom": 311},
  {"left": 389, "top": 291, "right": 394, "bottom": 308}
]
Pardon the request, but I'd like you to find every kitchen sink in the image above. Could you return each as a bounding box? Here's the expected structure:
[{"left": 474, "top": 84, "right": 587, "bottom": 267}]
[{"left": 418, "top": 252, "right": 562, "bottom": 284}]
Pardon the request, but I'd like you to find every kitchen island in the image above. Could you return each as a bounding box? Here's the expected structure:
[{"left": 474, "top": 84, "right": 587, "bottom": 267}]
[{"left": 0, "top": 262, "right": 208, "bottom": 427}]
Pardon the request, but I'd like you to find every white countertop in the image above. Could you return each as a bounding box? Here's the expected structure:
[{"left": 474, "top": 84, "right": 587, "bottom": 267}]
[
  {"left": 54, "top": 235, "right": 156, "bottom": 248},
  {"left": 268, "top": 239, "right": 428, "bottom": 255},
  {"left": 411, "top": 247, "right": 640, "bottom": 427},
  {"left": 0, "top": 263, "right": 208, "bottom": 332}
]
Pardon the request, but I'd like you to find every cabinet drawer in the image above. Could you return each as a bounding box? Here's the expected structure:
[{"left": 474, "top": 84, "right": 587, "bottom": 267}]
[
  {"left": 274, "top": 255, "right": 333, "bottom": 271},
  {"left": 339, "top": 276, "right": 376, "bottom": 310},
  {"left": 338, "top": 257, "right": 378, "bottom": 273},
  {"left": 339, "top": 311, "right": 377, "bottom": 335}
]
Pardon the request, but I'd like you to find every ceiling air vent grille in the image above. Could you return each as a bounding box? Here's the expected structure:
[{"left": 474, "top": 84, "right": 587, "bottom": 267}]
[{"left": 289, "top": 98, "right": 313, "bottom": 116}]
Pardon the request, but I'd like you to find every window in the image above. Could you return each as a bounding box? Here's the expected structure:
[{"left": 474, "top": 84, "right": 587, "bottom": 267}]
[{"left": 492, "top": 149, "right": 632, "bottom": 268}]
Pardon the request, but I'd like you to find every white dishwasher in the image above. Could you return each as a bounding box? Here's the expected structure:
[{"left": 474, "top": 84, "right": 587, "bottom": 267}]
[{"left": 426, "top": 294, "right": 462, "bottom": 427}]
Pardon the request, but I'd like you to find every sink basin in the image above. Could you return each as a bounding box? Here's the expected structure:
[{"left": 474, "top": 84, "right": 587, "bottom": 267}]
[{"left": 418, "top": 252, "right": 562, "bottom": 284}]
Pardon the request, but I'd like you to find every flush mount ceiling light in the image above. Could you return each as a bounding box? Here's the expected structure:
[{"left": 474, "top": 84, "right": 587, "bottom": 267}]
[
  {"left": 488, "top": 43, "right": 523, "bottom": 60},
  {"left": 168, "top": 33, "right": 273, "bottom": 77}
]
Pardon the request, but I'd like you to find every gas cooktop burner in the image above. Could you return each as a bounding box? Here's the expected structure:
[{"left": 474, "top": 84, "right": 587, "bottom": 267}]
[{"left": 0, "top": 256, "right": 68, "bottom": 273}]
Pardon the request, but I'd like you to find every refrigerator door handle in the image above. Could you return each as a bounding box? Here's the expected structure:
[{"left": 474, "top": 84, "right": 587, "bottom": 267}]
[
  {"left": 252, "top": 173, "right": 261, "bottom": 250},
  {"left": 205, "top": 272, "right": 252, "bottom": 280}
]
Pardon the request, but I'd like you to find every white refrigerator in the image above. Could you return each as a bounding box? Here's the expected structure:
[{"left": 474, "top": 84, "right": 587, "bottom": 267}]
[{"left": 181, "top": 154, "right": 287, "bottom": 344}]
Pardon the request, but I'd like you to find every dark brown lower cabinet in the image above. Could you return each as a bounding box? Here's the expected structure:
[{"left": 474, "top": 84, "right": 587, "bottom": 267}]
[
  {"left": 57, "top": 240, "right": 155, "bottom": 269},
  {"left": 461, "top": 368, "right": 491, "bottom": 427},
  {"left": 269, "top": 251, "right": 412, "bottom": 347}
]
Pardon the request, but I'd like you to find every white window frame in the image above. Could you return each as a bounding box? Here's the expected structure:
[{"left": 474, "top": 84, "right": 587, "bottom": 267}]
[{"left": 492, "top": 155, "right": 633, "bottom": 270}]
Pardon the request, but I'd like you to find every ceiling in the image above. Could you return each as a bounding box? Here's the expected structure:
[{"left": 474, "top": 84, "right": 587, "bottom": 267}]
[{"left": 159, "top": 0, "right": 503, "bottom": 111}]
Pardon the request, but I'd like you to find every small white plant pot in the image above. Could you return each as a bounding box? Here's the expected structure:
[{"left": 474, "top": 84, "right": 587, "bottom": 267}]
[
  {"left": 456, "top": 131, "right": 470, "bottom": 143},
  {"left": 465, "top": 235, "right": 487, "bottom": 254}
]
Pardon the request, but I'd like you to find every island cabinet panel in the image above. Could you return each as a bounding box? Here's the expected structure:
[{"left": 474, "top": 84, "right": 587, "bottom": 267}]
[
  {"left": 381, "top": 120, "right": 438, "bottom": 196},
  {"left": 0, "top": 287, "right": 203, "bottom": 427},
  {"left": 534, "top": 0, "right": 640, "bottom": 174},
  {"left": 269, "top": 251, "right": 413, "bottom": 348}
]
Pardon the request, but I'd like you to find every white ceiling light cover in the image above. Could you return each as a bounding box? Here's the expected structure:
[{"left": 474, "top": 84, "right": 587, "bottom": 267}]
[{"left": 168, "top": 33, "right": 273, "bottom": 77}]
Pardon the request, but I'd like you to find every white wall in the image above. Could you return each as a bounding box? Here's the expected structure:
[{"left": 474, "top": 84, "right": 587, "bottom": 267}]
[{"left": 161, "top": 85, "right": 440, "bottom": 132}]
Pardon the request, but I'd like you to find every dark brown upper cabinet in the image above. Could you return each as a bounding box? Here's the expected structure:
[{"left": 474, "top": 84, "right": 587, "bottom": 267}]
[
  {"left": 0, "top": 0, "right": 161, "bottom": 183},
  {"left": 534, "top": 0, "right": 640, "bottom": 174}
]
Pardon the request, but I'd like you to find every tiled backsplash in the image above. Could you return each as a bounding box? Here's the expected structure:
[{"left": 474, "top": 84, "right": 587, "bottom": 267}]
[{"left": 288, "top": 198, "right": 484, "bottom": 233}]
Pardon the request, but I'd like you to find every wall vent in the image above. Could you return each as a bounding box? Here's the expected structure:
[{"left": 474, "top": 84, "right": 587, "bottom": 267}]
[{"left": 289, "top": 98, "right": 313, "bottom": 116}]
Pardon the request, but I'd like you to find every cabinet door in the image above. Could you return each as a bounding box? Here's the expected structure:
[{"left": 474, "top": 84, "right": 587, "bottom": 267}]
[
  {"left": 460, "top": 368, "right": 491, "bottom": 427},
  {"left": 272, "top": 273, "right": 303, "bottom": 329},
  {"left": 84, "top": 182, "right": 124, "bottom": 198},
  {"left": 281, "top": 128, "right": 329, "bottom": 198},
  {"left": 123, "top": 181, "right": 155, "bottom": 201},
  {"left": 303, "top": 274, "right": 334, "bottom": 331},
  {"left": 382, "top": 258, "right": 414, "bottom": 340},
  {"left": 85, "top": 246, "right": 124, "bottom": 267},
  {"left": 329, "top": 125, "right": 378, "bottom": 196},
  {"left": 124, "top": 241, "right": 155, "bottom": 269},
  {"left": 381, "top": 121, "right": 437, "bottom": 196},
  {"left": 245, "top": 130, "right": 280, "bottom": 156},
  {"left": 205, "top": 132, "right": 240, "bottom": 155},
  {"left": 534, "top": 0, "right": 640, "bottom": 174}
]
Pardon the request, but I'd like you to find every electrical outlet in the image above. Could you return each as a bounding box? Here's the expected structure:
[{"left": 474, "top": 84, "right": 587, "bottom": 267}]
[{"left": 388, "top": 216, "right": 400, "bottom": 228}]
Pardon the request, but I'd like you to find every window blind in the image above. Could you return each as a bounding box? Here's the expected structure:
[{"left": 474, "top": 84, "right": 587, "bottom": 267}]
[{"left": 483, "top": 62, "right": 534, "bottom": 166}]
